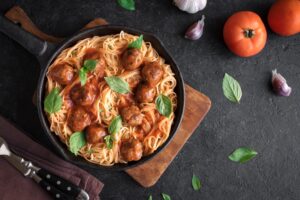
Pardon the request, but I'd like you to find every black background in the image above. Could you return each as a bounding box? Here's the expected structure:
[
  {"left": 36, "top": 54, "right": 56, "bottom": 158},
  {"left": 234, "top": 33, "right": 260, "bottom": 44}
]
[{"left": 1, "top": 0, "right": 300, "bottom": 200}]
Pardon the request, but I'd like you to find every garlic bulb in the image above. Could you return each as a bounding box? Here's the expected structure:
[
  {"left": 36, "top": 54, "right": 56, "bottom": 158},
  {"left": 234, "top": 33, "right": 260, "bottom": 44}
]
[{"left": 174, "top": 0, "right": 207, "bottom": 14}]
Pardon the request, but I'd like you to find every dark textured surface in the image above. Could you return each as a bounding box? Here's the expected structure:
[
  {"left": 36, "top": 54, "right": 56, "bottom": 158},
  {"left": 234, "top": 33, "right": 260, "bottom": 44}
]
[{"left": 0, "top": 0, "right": 300, "bottom": 199}]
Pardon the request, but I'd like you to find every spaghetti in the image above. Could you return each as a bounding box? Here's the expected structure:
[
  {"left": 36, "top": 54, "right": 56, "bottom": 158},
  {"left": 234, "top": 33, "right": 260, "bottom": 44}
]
[{"left": 45, "top": 31, "right": 177, "bottom": 166}]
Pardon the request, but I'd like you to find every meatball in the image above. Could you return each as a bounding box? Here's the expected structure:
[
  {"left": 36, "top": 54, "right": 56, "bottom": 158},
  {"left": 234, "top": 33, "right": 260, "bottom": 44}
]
[
  {"left": 70, "top": 82, "right": 98, "bottom": 106},
  {"left": 67, "top": 106, "right": 91, "bottom": 132},
  {"left": 135, "top": 84, "right": 156, "bottom": 103},
  {"left": 134, "top": 128, "right": 145, "bottom": 142},
  {"left": 49, "top": 63, "right": 74, "bottom": 85},
  {"left": 85, "top": 124, "right": 107, "bottom": 144},
  {"left": 120, "top": 138, "right": 143, "bottom": 162},
  {"left": 121, "top": 48, "right": 143, "bottom": 70},
  {"left": 142, "top": 62, "right": 164, "bottom": 87},
  {"left": 118, "top": 94, "right": 135, "bottom": 109},
  {"left": 121, "top": 105, "right": 143, "bottom": 126},
  {"left": 83, "top": 48, "right": 106, "bottom": 78}
]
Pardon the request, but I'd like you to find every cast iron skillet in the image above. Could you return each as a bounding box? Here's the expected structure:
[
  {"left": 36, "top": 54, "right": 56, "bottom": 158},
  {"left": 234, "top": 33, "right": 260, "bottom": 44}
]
[{"left": 0, "top": 15, "right": 185, "bottom": 170}]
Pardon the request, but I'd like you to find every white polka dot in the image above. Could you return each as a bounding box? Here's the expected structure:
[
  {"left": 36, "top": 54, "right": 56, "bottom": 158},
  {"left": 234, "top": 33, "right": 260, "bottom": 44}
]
[
  {"left": 46, "top": 186, "right": 51, "bottom": 191},
  {"left": 56, "top": 194, "right": 60, "bottom": 198},
  {"left": 67, "top": 187, "right": 71, "bottom": 191},
  {"left": 46, "top": 174, "right": 51, "bottom": 179},
  {"left": 56, "top": 181, "right": 61, "bottom": 185}
]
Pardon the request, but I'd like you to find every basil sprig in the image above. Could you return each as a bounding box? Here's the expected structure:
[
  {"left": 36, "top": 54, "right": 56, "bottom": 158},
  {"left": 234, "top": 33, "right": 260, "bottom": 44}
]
[
  {"left": 117, "top": 0, "right": 135, "bottom": 11},
  {"left": 69, "top": 132, "right": 86, "bottom": 155},
  {"left": 104, "top": 76, "right": 130, "bottom": 94},
  {"left": 104, "top": 115, "right": 123, "bottom": 149},
  {"left": 156, "top": 94, "right": 172, "bottom": 117},
  {"left": 104, "top": 135, "right": 113, "bottom": 149},
  {"left": 44, "top": 88, "right": 62, "bottom": 114},
  {"left": 222, "top": 73, "right": 242, "bottom": 103},
  {"left": 192, "top": 174, "right": 201, "bottom": 191},
  {"left": 161, "top": 193, "right": 171, "bottom": 200},
  {"left": 79, "top": 59, "right": 98, "bottom": 86},
  {"left": 229, "top": 147, "right": 257, "bottom": 163},
  {"left": 109, "top": 115, "right": 122, "bottom": 135},
  {"left": 128, "top": 35, "right": 143, "bottom": 49}
]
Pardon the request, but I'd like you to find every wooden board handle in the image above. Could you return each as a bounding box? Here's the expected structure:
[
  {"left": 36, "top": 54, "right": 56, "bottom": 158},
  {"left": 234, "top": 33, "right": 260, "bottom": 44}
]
[{"left": 4, "top": 6, "right": 108, "bottom": 43}]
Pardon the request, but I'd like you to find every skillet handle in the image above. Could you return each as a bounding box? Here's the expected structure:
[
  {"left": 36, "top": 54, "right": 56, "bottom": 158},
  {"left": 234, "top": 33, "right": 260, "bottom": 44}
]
[{"left": 0, "top": 14, "right": 53, "bottom": 65}]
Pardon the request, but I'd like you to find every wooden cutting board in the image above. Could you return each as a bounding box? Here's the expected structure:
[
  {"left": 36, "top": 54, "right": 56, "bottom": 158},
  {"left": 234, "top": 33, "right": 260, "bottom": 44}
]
[{"left": 5, "top": 6, "right": 211, "bottom": 188}]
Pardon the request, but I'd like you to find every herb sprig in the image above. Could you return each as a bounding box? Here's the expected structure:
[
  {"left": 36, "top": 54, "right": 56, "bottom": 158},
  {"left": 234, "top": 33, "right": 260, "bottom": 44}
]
[
  {"left": 44, "top": 88, "right": 62, "bottom": 114},
  {"left": 128, "top": 35, "right": 143, "bottom": 49},
  {"left": 79, "top": 59, "right": 98, "bottom": 86},
  {"left": 117, "top": 0, "right": 135, "bottom": 11},
  {"left": 222, "top": 73, "right": 242, "bottom": 103},
  {"left": 156, "top": 94, "right": 172, "bottom": 117},
  {"left": 229, "top": 147, "right": 258, "bottom": 163},
  {"left": 105, "top": 76, "right": 131, "bottom": 94},
  {"left": 69, "top": 132, "right": 86, "bottom": 155}
]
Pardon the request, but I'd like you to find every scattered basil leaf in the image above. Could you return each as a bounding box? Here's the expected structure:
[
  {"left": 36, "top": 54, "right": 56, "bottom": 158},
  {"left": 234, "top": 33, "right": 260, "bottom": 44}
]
[
  {"left": 128, "top": 35, "right": 143, "bottom": 49},
  {"left": 192, "top": 174, "right": 201, "bottom": 191},
  {"left": 117, "top": 0, "right": 135, "bottom": 11},
  {"left": 156, "top": 94, "right": 172, "bottom": 117},
  {"left": 69, "top": 132, "right": 86, "bottom": 155},
  {"left": 222, "top": 73, "right": 242, "bottom": 103},
  {"left": 229, "top": 147, "right": 258, "bottom": 163},
  {"left": 83, "top": 59, "right": 97, "bottom": 71},
  {"left": 148, "top": 195, "right": 152, "bottom": 200},
  {"left": 104, "top": 76, "right": 131, "bottom": 94},
  {"left": 44, "top": 88, "right": 62, "bottom": 114},
  {"left": 79, "top": 68, "right": 87, "bottom": 86},
  {"left": 104, "top": 135, "right": 113, "bottom": 149},
  {"left": 108, "top": 115, "right": 122, "bottom": 135},
  {"left": 161, "top": 193, "right": 171, "bottom": 200}
]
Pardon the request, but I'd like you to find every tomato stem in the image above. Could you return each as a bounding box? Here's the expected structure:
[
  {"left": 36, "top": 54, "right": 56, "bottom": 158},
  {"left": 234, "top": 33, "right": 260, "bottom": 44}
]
[{"left": 244, "top": 29, "right": 255, "bottom": 38}]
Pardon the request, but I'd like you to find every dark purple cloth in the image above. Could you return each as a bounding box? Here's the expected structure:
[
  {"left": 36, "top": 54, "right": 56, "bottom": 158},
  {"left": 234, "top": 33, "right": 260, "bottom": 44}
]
[{"left": 0, "top": 116, "right": 104, "bottom": 200}]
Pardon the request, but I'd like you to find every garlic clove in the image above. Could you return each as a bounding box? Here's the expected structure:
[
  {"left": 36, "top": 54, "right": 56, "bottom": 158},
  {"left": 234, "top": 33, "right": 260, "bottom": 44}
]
[
  {"left": 271, "top": 69, "right": 292, "bottom": 96},
  {"left": 185, "top": 15, "right": 205, "bottom": 40},
  {"left": 174, "top": 0, "right": 207, "bottom": 14}
]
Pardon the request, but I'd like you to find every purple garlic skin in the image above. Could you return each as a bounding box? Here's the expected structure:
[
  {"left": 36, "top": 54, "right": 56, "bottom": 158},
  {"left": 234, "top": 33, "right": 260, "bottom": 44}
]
[
  {"left": 272, "top": 69, "right": 292, "bottom": 96},
  {"left": 185, "top": 15, "right": 205, "bottom": 40}
]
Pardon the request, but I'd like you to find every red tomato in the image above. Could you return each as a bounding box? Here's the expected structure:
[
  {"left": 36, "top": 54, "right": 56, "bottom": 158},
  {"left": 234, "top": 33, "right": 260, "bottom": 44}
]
[
  {"left": 223, "top": 11, "right": 267, "bottom": 57},
  {"left": 268, "top": 0, "right": 300, "bottom": 36}
]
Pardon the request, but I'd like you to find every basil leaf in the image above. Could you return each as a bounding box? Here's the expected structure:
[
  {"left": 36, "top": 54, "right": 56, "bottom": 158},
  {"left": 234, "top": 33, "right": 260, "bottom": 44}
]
[
  {"left": 44, "top": 88, "right": 62, "bottom": 114},
  {"left": 161, "top": 193, "right": 171, "bottom": 200},
  {"left": 83, "top": 59, "right": 97, "bottom": 71},
  {"left": 79, "top": 68, "right": 87, "bottom": 86},
  {"left": 222, "top": 73, "right": 242, "bottom": 103},
  {"left": 117, "top": 0, "right": 135, "bottom": 11},
  {"left": 104, "top": 135, "right": 113, "bottom": 149},
  {"left": 69, "top": 132, "right": 86, "bottom": 155},
  {"left": 128, "top": 35, "right": 143, "bottom": 49},
  {"left": 156, "top": 94, "right": 172, "bottom": 117},
  {"left": 148, "top": 195, "right": 152, "bottom": 200},
  {"left": 229, "top": 147, "right": 258, "bottom": 163},
  {"left": 78, "top": 59, "right": 97, "bottom": 86},
  {"left": 108, "top": 115, "right": 122, "bottom": 135},
  {"left": 192, "top": 174, "right": 201, "bottom": 191},
  {"left": 104, "top": 76, "right": 131, "bottom": 94}
]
